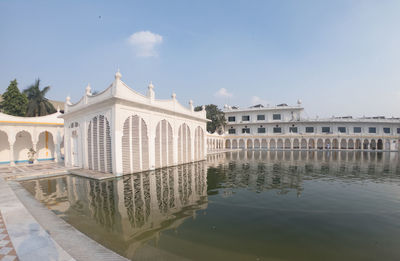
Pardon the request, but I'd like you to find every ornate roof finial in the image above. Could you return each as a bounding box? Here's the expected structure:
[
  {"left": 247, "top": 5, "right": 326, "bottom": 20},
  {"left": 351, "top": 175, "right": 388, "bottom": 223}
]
[
  {"left": 115, "top": 69, "right": 122, "bottom": 80},
  {"left": 85, "top": 83, "right": 92, "bottom": 95},
  {"left": 148, "top": 81, "right": 154, "bottom": 90},
  {"left": 171, "top": 92, "right": 176, "bottom": 100},
  {"left": 189, "top": 100, "right": 194, "bottom": 111}
]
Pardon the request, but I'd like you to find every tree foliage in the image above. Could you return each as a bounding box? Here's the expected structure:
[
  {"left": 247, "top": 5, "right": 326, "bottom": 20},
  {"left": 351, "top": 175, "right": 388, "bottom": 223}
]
[
  {"left": 194, "top": 104, "right": 226, "bottom": 134},
  {"left": 0, "top": 79, "right": 28, "bottom": 116},
  {"left": 24, "top": 79, "right": 56, "bottom": 117}
]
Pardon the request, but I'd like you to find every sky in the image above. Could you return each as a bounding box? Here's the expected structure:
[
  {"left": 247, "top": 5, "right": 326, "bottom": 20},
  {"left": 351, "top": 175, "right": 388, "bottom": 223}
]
[{"left": 1, "top": 0, "right": 400, "bottom": 118}]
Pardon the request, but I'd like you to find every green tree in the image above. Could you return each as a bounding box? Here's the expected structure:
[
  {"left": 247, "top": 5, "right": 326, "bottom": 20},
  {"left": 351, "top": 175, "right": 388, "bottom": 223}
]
[
  {"left": 24, "top": 79, "right": 56, "bottom": 117},
  {"left": 195, "top": 104, "right": 226, "bottom": 134},
  {"left": 0, "top": 79, "right": 28, "bottom": 116}
]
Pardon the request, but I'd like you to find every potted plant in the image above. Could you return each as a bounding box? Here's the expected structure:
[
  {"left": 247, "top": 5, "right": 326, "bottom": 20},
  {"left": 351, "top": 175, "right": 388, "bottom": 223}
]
[{"left": 27, "top": 148, "right": 36, "bottom": 164}]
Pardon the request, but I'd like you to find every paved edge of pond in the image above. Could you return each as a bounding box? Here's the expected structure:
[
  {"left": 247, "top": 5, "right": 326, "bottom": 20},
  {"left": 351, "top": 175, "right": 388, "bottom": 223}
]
[
  {"left": 0, "top": 177, "right": 74, "bottom": 261},
  {"left": 7, "top": 180, "right": 129, "bottom": 261}
]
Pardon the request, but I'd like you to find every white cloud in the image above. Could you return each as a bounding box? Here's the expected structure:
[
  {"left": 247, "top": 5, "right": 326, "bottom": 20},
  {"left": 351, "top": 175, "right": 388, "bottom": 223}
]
[
  {"left": 251, "top": 96, "right": 267, "bottom": 105},
  {"left": 128, "top": 31, "right": 163, "bottom": 57},
  {"left": 214, "top": 88, "right": 233, "bottom": 98}
]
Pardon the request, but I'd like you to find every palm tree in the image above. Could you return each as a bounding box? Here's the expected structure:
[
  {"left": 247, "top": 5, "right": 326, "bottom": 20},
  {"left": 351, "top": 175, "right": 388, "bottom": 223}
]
[{"left": 24, "top": 79, "right": 56, "bottom": 116}]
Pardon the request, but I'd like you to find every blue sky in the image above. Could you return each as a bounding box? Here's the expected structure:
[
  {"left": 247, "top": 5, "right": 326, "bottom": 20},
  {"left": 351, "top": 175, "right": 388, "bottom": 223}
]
[{"left": 1, "top": 0, "right": 400, "bottom": 117}]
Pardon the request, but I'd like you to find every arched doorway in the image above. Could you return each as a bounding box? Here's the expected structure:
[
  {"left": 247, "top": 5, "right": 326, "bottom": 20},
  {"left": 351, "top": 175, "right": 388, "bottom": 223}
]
[
  {"left": 225, "top": 139, "right": 231, "bottom": 149},
  {"left": 239, "top": 139, "right": 245, "bottom": 149},
  {"left": 71, "top": 130, "right": 79, "bottom": 166},
  {"left": 232, "top": 139, "right": 238, "bottom": 149},
  {"left": 309, "top": 139, "right": 315, "bottom": 149},
  {"left": 363, "top": 139, "right": 369, "bottom": 150},
  {"left": 247, "top": 139, "right": 253, "bottom": 149},
  {"left": 370, "top": 140, "right": 377, "bottom": 150},
  {"left": 0, "top": 131, "right": 10, "bottom": 164},
  {"left": 355, "top": 139, "right": 361, "bottom": 150},
  {"left": 270, "top": 139, "right": 276, "bottom": 149},
  {"left": 261, "top": 139, "right": 267, "bottom": 149},
  {"left": 317, "top": 139, "right": 323, "bottom": 149},
  {"left": 325, "top": 139, "right": 331, "bottom": 149},
  {"left": 277, "top": 139, "right": 283, "bottom": 149},
  {"left": 348, "top": 139, "right": 354, "bottom": 149},
  {"left": 340, "top": 139, "right": 347, "bottom": 150},
  {"left": 301, "top": 139, "right": 307, "bottom": 150},
  {"left": 254, "top": 139, "right": 260, "bottom": 149},
  {"left": 385, "top": 140, "right": 391, "bottom": 151},
  {"left": 14, "top": 131, "right": 33, "bottom": 163},
  {"left": 377, "top": 139, "right": 383, "bottom": 150},
  {"left": 293, "top": 139, "right": 300, "bottom": 149},
  {"left": 37, "top": 131, "right": 55, "bottom": 162},
  {"left": 332, "top": 139, "right": 339, "bottom": 149},
  {"left": 284, "top": 139, "right": 291, "bottom": 149}
]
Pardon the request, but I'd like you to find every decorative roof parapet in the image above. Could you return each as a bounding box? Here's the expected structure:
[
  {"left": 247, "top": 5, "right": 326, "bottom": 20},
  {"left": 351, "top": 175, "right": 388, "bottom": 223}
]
[
  {"left": 63, "top": 71, "right": 207, "bottom": 121},
  {"left": 0, "top": 111, "right": 64, "bottom": 125}
]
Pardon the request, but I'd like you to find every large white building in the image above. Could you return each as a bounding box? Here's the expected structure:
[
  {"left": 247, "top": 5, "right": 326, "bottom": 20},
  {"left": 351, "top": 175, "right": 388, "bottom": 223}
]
[
  {"left": 223, "top": 102, "right": 400, "bottom": 151},
  {"left": 62, "top": 71, "right": 208, "bottom": 176}
]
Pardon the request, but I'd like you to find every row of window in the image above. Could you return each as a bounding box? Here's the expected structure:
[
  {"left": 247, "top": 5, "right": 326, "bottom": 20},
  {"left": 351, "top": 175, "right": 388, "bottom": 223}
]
[
  {"left": 228, "top": 127, "right": 400, "bottom": 134},
  {"left": 228, "top": 114, "right": 281, "bottom": 122}
]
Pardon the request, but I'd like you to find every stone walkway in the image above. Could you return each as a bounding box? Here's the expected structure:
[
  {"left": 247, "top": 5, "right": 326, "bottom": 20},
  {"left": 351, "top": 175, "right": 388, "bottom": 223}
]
[
  {"left": 0, "top": 177, "right": 74, "bottom": 261},
  {"left": 0, "top": 163, "right": 69, "bottom": 181},
  {"left": 0, "top": 162, "right": 128, "bottom": 261},
  {"left": 0, "top": 211, "right": 18, "bottom": 261}
]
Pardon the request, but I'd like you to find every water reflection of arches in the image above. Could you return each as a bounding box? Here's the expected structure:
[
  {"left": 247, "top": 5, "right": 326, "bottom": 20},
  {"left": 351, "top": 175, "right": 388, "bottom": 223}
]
[{"left": 23, "top": 162, "right": 208, "bottom": 259}]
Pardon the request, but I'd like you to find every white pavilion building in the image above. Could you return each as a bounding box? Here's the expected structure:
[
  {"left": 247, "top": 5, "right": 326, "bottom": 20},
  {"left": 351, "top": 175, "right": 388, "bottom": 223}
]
[{"left": 62, "top": 71, "right": 208, "bottom": 176}]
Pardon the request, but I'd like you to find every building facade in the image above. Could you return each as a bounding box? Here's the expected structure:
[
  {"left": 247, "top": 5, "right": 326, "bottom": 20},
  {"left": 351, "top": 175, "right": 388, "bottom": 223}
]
[
  {"left": 0, "top": 111, "right": 64, "bottom": 165},
  {"left": 223, "top": 103, "right": 400, "bottom": 151},
  {"left": 62, "top": 71, "right": 208, "bottom": 176}
]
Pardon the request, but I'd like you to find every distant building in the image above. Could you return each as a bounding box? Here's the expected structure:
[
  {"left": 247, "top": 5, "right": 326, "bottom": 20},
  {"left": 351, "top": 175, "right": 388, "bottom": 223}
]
[{"left": 222, "top": 101, "right": 400, "bottom": 151}]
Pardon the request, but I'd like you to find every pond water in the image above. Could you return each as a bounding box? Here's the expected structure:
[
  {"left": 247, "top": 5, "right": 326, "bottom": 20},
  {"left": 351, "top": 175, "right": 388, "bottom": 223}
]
[{"left": 21, "top": 151, "right": 400, "bottom": 261}]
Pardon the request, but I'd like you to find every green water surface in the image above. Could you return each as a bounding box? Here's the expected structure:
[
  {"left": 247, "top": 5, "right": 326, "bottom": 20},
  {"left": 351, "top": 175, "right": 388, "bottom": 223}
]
[{"left": 21, "top": 151, "right": 400, "bottom": 260}]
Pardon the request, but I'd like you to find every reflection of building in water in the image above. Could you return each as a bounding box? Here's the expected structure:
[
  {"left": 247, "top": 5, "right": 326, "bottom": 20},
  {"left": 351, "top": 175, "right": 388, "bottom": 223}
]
[
  {"left": 22, "top": 162, "right": 207, "bottom": 259},
  {"left": 207, "top": 151, "right": 400, "bottom": 197}
]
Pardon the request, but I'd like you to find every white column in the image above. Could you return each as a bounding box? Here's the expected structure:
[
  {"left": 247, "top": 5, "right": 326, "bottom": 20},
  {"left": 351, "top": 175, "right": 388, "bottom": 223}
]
[
  {"left": 148, "top": 120, "right": 156, "bottom": 170},
  {"left": 64, "top": 126, "right": 71, "bottom": 167},
  {"left": 112, "top": 107, "right": 123, "bottom": 176},
  {"left": 53, "top": 135, "right": 59, "bottom": 163},
  {"left": 173, "top": 134, "right": 178, "bottom": 165},
  {"left": 9, "top": 144, "right": 15, "bottom": 166}
]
